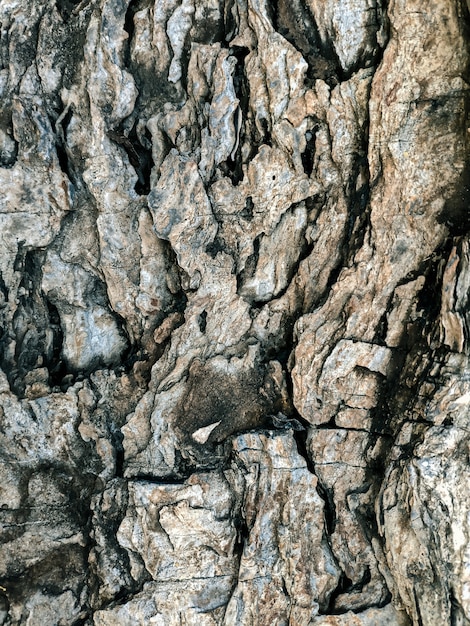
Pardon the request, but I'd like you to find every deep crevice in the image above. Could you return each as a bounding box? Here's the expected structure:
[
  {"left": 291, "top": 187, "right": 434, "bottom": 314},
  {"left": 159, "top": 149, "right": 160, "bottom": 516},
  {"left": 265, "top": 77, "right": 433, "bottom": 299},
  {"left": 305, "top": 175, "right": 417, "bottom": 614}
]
[
  {"left": 106, "top": 124, "right": 154, "bottom": 195},
  {"left": 344, "top": 66, "right": 375, "bottom": 262},
  {"left": 240, "top": 196, "right": 254, "bottom": 221},
  {"left": 45, "top": 299, "right": 66, "bottom": 389},
  {"left": 327, "top": 566, "right": 392, "bottom": 616},
  {"left": 288, "top": 410, "right": 337, "bottom": 535},
  {"left": 0, "top": 122, "right": 18, "bottom": 168},
  {"left": 277, "top": 342, "right": 338, "bottom": 544},
  {"left": 236, "top": 234, "right": 261, "bottom": 294},
  {"left": 413, "top": 588, "right": 425, "bottom": 626},
  {"left": 0, "top": 272, "right": 9, "bottom": 302},
  {"left": 450, "top": 589, "right": 466, "bottom": 625},
  {"left": 123, "top": 0, "right": 137, "bottom": 65},
  {"left": 221, "top": 44, "right": 252, "bottom": 185},
  {"left": 326, "top": 572, "right": 353, "bottom": 613},
  {"left": 438, "top": 164, "right": 470, "bottom": 236},
  {"left": 315, "top": 474, "right": 337, "bottom": 535},
  {"left": 233, "top": 512, "right": 249, "bottom": 561},
  {"left": 71, "top": 617, "right": 90, "bottom": 626},
  {"left": 0, "top": 249, "right": 62, "bottom": 398},
  {"left": 122, "top": 0, "right": 154, "bottom": 66},
  {"left": 371, "top": 236, "right": 454, "bottom": 439},
  {"left": 300, "top": 127, "right": 318, "bottom": 177},
  {"left": 55, "top": 0, "right": 82, "bottom": 22},
  {"left": 219, "top": 154, "right": 244, "bottom": 187},
  {"left": 231, "top": 46, "right": 250, "bottom": 113},
  {"left": 224, "top": 0, "right": 241, "bottom": 43},
  {"left": 258, "top": 117, "right": 272, "bottom": 148},
  {"left": 54, "top": 107, "right": 74, "bottom": 183},
  {"left": 111, "top": 427, "right": 125, "bottom": 478},
  {"left": 198, "top": 310, "right": 207, "bottom": 334},
  {"left": 206, "top": 233, "right": 229, "bottom": 259},
  {"left": 271, "top": 0, "right": 341, "bottom": 86}
]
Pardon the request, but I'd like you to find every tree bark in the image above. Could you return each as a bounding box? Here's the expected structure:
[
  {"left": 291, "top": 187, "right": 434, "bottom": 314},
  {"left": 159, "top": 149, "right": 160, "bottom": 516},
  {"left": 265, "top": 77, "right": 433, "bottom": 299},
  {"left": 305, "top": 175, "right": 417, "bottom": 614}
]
[{"left": 0, "top": 0, "right": 469, "bottom": 624}]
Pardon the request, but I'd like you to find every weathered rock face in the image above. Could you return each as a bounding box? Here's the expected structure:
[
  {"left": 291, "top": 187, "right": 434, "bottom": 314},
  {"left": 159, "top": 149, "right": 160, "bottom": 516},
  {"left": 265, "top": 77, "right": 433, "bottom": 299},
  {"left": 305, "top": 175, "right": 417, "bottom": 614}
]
[{"left": 0, "top": 0, "right": 469, "bottom": 624}]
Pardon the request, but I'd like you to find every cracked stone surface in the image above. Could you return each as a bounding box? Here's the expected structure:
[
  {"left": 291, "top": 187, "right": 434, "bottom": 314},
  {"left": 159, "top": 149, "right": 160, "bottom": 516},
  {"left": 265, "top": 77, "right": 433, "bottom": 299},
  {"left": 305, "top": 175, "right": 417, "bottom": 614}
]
[{"left": 0, "top": 0, "right": 469, "bottom": 624}]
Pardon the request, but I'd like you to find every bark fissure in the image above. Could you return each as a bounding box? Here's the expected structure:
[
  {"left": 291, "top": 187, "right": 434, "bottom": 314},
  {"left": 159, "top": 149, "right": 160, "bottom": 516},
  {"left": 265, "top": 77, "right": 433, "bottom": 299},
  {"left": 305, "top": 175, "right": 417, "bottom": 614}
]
[{"left": 1, "top": 0, "right": 469, "bottom": 624}]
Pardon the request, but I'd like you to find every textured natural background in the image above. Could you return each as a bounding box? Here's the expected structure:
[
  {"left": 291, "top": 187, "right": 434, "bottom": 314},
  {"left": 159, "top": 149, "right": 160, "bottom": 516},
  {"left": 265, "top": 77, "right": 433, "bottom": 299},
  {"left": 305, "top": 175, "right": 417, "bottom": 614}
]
[{"left": 0, "top": 0, "right": 469, "bottom": 624}]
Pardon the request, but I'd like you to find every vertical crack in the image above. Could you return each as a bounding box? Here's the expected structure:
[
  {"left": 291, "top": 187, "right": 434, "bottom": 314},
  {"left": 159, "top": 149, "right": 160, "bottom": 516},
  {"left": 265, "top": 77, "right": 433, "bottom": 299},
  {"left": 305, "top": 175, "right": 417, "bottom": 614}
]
[
  {"left": 54, "top": 106, "right": 74, "bottom": 183},
  {"left": 0, "top": 121, "right": 18, "bottom": 167},
  {"left": 106, "top": 124, "right": 154, "bottom": 195},
  {"left": 45, "top": 298, "right": 66, "bottom": 389}
]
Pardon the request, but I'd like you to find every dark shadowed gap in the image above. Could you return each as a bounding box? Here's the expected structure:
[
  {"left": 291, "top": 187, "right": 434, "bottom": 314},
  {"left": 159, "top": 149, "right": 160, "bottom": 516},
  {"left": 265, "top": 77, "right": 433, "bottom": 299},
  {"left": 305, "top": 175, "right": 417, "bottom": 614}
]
[
  {"left": 45, "top": 299, "right": 66, "bottom": 388},
  {"left": 236, "top": 234, "right": 261, "bottom": 294},
  {"left": 54, "top": 107, "right": 74, "bottom": 182},
  {"left": 300, "top": 127, "right": 318, "bottom": 177},
  {"left": 107, "top": 124, "right": 155, "bottom": 196},
  {"left": 55, "top": 0, "right": 81, "bottom": 22}
]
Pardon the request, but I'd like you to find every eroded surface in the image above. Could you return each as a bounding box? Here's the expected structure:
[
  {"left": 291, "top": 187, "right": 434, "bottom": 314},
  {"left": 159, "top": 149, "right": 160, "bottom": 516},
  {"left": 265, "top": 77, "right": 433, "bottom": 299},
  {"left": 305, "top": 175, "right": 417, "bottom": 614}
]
[{"left": 0, "top": 0, "right": 469, "bottom": 624}]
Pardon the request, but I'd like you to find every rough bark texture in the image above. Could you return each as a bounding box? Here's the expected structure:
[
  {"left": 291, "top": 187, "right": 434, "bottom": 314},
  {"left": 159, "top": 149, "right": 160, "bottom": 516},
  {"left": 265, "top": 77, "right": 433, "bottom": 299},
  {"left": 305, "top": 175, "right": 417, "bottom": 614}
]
[{"left": 0, "top": 0, "right": 469, "bottom": 624}]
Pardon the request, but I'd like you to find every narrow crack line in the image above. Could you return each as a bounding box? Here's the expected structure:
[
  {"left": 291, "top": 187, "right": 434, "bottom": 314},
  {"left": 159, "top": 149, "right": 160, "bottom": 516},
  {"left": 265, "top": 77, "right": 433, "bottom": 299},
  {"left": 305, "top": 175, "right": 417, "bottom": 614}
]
[
  {"left": 313, "top": 462, "right": 368, "bottom": 469},
  {"left": 0, "top": 520, "right": 66, "bottom": 528}
]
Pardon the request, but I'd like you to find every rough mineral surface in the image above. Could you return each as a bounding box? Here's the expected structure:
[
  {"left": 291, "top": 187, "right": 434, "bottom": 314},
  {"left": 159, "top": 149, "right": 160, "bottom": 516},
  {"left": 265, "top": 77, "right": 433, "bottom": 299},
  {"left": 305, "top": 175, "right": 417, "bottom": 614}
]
[{"left": 0, "top": 0, "right": 469, "bottom": 624}]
